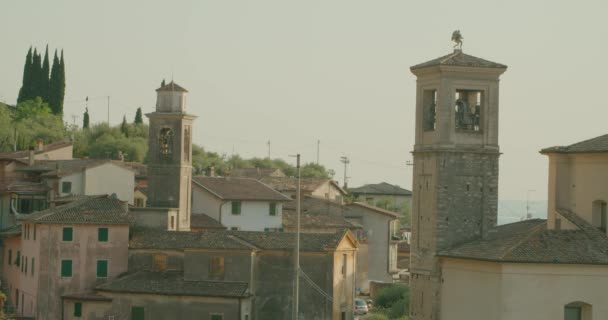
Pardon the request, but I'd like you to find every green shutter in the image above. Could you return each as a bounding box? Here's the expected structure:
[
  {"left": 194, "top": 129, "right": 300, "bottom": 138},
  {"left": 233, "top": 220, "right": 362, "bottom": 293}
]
[
  {"left": 269, "top": 203, "right": 276, "bottom": 216},
  {"left": 231, "top": 201, "right": 241, "bottom": 215},
  {"left": 97, "top": 260, "right": 108, "bottom": 278},
  {"left": 33, "top": 224, "right": 36, "bottom": 240},
  {"left": 31, "top": 258, "right": 35, "bottom": 275},
  {"left": 98, "top": 228, "right": 109, "bottom": 242},
  {"left": 63, "top": 227, "right": 73, "bottom": 241},
  {"left": 131, "top": 306, "right": 145, "bottom": 320},
  {"left": 211, "top": 314, "right": 223, "bottom": 320},
  {"left": 74, "top": 302, "right": 82, "bottom": 317},
  {"left": 7, "top": 250, "right": 11, "bottom": 266},
  {"left": 61, "top": 260, "right": 72, "bottom": 277}
]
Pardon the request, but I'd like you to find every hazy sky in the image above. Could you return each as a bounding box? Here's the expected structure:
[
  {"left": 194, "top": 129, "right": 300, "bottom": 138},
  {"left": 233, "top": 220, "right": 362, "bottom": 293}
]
[{"left": 2, "top": 0, "right": 608, "bottom": 204}]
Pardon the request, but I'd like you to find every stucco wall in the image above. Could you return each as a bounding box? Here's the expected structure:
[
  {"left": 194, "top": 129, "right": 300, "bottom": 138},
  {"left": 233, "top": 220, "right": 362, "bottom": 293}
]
[
  {"left": 192, "top": 185, "right": 223, "bottom": 219},
  {"left": 59, "top": 172, "right": 84, "bottom": 197},
  {"left": 35, "top": 224, "right": 129, "bottom": 320},
  {"left": 221, "top": 201, "right": 282, "bottom": 231},
  {"left": 62, "top": 299, "right": 111, "bottom": 320},
  {"left": 84, "top": 163, "right": 135, "bottom": 204},
  {"left": 441, "top": 258, "right": 608, "bottom": 320},
  {"left": 99, "top": 292, "right": 245, "bottom": 320},
  {"left": 547, "top": 153, "right": 608, "bottom": 231},
  {"left": 311, "top": 181, "right": 343, "bottom": 203}
]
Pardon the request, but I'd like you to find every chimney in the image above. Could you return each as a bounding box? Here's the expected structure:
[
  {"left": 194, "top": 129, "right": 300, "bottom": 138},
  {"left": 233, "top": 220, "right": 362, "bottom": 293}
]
[
  {"left": 36, "top": 139, "right": 44, "bottom": 152},
  {"left": 28, "top": 147, "right": 35, "bottom": 166}
]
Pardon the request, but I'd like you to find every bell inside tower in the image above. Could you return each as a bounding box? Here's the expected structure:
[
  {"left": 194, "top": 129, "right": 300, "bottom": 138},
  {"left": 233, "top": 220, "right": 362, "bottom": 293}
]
[{"left": 454, "top": 89, "right": 483, "bottom": 132}]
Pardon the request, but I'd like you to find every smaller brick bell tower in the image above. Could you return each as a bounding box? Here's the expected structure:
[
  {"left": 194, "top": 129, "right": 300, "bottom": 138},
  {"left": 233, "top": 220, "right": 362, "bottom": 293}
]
[
  {"left": 408, "top": 46, "right": 507, "bottom": 320},
  {"left": 146, "top": 81, "right": 196, "bottom": 231}
]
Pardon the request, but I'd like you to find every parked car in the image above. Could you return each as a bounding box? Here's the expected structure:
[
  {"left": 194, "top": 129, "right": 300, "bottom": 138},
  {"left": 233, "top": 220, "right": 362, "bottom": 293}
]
[{"left": 354, "top": 298, "right": 369, "bottom": 315}]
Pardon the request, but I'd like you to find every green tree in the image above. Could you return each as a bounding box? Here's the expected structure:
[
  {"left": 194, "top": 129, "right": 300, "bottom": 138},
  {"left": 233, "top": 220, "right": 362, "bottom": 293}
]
[
  {"left": 57, "top": 50, "right": 66, "bottom": 114},
  {"left": 17, "top": 47, "right": 33, "bottom": 103},
  {"left": 12, "top": 97, "right": 52, "bottom": 122},
  {"left": 121, "top": 115, "right": 128, "bottom": 136},
  {"left": 134, "top": 107, "right": 143, "bottom": 124},
  {"left": 12, "top": 98, "right": 65, "bottom": 150},
  {"left": 373, "top": 284, "right": 409, "bottom": 318},
  {"left": 300, "top": 163, "right": 330, "bottom": 178},
  {"left": 83, "top": 107, "right": 90, "bottom": 129},
  {"left": 49, "top": 50, "right": 61, "bottom": 114},
  {"left": 30, "top": 49, "right": 42, "bottom": 100},
  {"left": 0, "top": 104, "right": 14, "bottom": 152},
  {"left": 41, "top": 45, "right": 50, "bottom": 102}
]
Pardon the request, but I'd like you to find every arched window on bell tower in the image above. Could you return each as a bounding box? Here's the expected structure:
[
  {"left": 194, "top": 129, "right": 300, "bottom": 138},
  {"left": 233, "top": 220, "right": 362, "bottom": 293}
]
[
  {"left": 159, "top": 127, "right": 174, "bottom": 159},
  {"left": 455, "top": 89, "right": 483, "bottom": 132}
]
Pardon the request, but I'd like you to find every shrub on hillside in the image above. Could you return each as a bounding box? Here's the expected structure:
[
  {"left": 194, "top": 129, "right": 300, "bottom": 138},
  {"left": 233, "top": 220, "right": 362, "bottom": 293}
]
[{"left": 374, "top": 284, "right": 409, "bottom": 309}]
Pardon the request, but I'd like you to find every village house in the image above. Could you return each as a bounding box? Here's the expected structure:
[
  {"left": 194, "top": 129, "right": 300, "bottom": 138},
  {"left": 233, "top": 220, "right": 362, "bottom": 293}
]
[
  {"left": 261, "top": 176, "right": 347, "bottom": 204},
  {"left": 0, "top": 140, "right": 73, "bottom": 162},
  {"left": 1, "top": 195, "right": 130, "bottom": 319},
  {"left": 408, "top": 45, "right": 608, "bottom": 320},
  {"left": 191, "top": 176, "right": 291, "bottom": 232},
  {"left": 349, "top": 182, "right": 412, "bottom": 213}
]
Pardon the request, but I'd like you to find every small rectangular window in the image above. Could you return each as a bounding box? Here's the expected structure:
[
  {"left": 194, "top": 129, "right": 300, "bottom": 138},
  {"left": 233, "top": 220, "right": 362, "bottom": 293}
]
[
  {"left": 97, "top": 260, "right": 108, "bottom": 278},
  {"left": 74, "top": 302, "right": 82, "bottom": 317},
  {"left": 341, "top": 254, "right": 347, "bottom": 276},
  {"left": 24, "top": 256, "right": 27, "bottom": 273},
  {"left": 33, "top": 224, "right": 36, "bottom": 240},
  {"left": 153, "top": 255, "right": 167, "bottom": 271},
  {"left": 564, "top": 306, "right": 582, "bottom": 320},
  {"left": 231, "top": 201, "right": 241, "bottom": 215},
  {"left": 7, "top": 249, "right": 11, "bottom": 266},
  {"left": 131, "top": 306, "right": 145, "bottom": 320},
  {"left": 98, "top": 227, "right": 109, "bottom": 242},
  {"left": 31, "top": 258, "right": 35, "bottom": 276},
  {"left": 63, "top": 227, "right": 73, "bottom": 241},
  {"left": 210, "top": 314, "right": 223, "bottom": 320},
  {"left": 15, "top": 251, "right": 21, "bottom": 266},
  {"left": 61, "top": 259, "right": 72, "bottom": 277},
  {"left": 209, "top": 256, "right": 225, "bottom": 280},
  {"left": 269, "top": 203, "right": 277, "bottom": 216},
  {"left": 61, "top": 181, "right": 72, "bottom": 194}
]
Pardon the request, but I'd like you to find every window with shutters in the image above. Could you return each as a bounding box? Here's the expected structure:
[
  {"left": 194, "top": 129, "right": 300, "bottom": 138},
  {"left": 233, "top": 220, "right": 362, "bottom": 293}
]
[
  {"left": 97, "top": 260, "right": 108, "bottom": 278},
  {"left": 131, "top": 306, "right": 145, "bottom": 320},
  {"left": 231, "top": 201, "right": 241, "bottom": 215},
  {"left": 98, "top": 227, "right": 109, "bottom": 242},
  {"left": 269, "top": 203, "right": 277, "bottom": 216},
  {"left": 74, "top": 302, "right": 82, "bottom": 317},
  {"left": 62, "top": 227, "right": 73, "bottom": 242},
  {"left": 61, "top": 260, "right": 72, "bottom": 277},
  {"left": 209, "top": 256, "right": 225, "bottom": 280}
]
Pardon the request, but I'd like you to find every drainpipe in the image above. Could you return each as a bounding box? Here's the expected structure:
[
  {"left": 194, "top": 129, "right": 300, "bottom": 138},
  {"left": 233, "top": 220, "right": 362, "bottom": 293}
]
[{"left": 218, "top": 201, "right": 228, "bottom": 225}]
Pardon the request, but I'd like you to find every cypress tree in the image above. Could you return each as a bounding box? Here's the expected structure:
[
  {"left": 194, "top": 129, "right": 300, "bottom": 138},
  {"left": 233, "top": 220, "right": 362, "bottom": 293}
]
[
  {"left": 17, "top": 47, "right": 33, "bottom": 103},
  {"left": 41, "top": 45, "right": 50, "bottom": 103},
  {"left": 134, "top": 107, "right": 143, "bottom": 124},
  {"left": 49, "top": 50, "right": 60, "bottom": 113},
  {"left": 31, "top": 49, "right": 42, "bottom": 100},
  {"left": 121, "top": 115, "right": 128, "bottom": 136},
  {"left": 56, "top": 50, "right": 66, "bottom": 115},
  {"left": 83, "top": 107, "right": 90, "bottom": 129}
]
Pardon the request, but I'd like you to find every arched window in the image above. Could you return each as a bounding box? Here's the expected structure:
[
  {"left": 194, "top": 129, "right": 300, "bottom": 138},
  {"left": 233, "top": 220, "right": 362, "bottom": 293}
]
[
  {"left": 564, "top": 301, "right": 591, "bottom": 320},
  {"left": 159, "top": 128, "right": 173, "bottom": 157},
  {"left": 184, "top": 126, "right": 191, "bottom": 161},
  {"left": 592, "top": 200, "right": 607, "bottom": 233}
]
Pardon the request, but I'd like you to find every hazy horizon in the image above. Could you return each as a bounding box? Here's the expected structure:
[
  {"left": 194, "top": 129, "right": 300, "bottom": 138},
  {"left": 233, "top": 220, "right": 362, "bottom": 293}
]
[{"left": 3, "top": 0, "right": 607, "bottom": 202}]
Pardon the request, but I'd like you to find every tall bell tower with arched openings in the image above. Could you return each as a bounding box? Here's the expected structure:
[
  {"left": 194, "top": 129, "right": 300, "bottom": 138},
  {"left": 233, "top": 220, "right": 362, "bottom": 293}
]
[
  {"left": 408, "top": 46, "right": 507, "bottom": 320},
  {"left": 146, "top": 81, "right": 196, "bottom": 231}
]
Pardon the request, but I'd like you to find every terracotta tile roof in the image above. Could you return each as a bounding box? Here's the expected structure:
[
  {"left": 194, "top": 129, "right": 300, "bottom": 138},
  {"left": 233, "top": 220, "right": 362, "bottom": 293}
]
[
  {"left": 0, "top": 225, "right": 22, "bottom": 237},
  {"left": 113, "top": 161, "right": 147, "bottom": 178},
  {"left": 129, "top": 229, "right": 255, "bottom": 250},
  {"left": 348, "top": 202, "right": 400, "bottom": 218},
  {"left": 19, "top": 159, "right": 122, "bottom": 178},
  {"left": 282, "top": 212, "right": 359, "bottom": 229},
  {"left": 349, "top": 182, "right": 412, "bottom": 196},
  {"left": 17, "top": 195, "right": 131, "bottom": 225},
  {"left": 439, "top": 219, "right": 608, "bottom": 265},
  {"left": 192, "top": 176, "right": 291, "bottom": 201},
  {"left": 260, "top": 177, "right": 346, "bottom": 195},
  {"left": 410, "top": 50, "right": 507, "bottom": 70},
  {"left": 62, "top": 292, "right": 112, "bottom": 302},
  {"left": 156, "top": 81, "right": 188, "bottom": 93},
  {"left": 190, "top": 213, "right": 226, "bottom": 230},
  {"left": 229, "top": 168, "right": 286, "bottom": 179},
  {"left": 96, "top": 271, "right": 249, "bottom": 298},
  {"left": 0, "top": 140, "right": 72, "bottom": 159},
  {"left": 0, "top": 181, "right": 49, "bottom": 193},
  {"left": 230, "top": 229, "right": 351, "bottom": 252},
  {"left": 540, "top": 134, "right": 608, "bottom": 154}
]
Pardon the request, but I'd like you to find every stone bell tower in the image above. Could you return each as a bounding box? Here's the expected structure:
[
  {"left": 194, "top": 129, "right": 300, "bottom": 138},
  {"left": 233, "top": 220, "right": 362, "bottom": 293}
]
[
  {"left": 146, "top": 81, "right": 196, "bottom": 231},
  {"left": 408, "top": 44, "right": 507, "bottom": 320}
]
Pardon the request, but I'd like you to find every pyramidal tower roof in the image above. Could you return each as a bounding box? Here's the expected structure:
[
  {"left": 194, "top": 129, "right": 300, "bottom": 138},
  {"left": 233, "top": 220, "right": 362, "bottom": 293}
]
[
  {"left": 156, "top": 81, "right": 188, "bottom": 93},
  {"left": 410, "top": 49, "right": 507, "bottom": 71}
]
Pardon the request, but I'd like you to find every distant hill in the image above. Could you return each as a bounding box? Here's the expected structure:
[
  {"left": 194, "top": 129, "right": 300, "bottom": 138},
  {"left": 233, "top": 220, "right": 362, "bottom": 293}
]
[{"left": 498, "top": 200, "right": 547, "bottom": 225}]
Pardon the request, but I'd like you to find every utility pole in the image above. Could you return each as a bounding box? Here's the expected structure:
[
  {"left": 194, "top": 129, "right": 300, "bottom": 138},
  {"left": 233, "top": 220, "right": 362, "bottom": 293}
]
[
  {"left": 316, "top": 140, "right": 320, "bottom": 164},
  {"left": 340, "top": 156, "right": 350, "bottom": 189},
  {"left": 290, "top": 154, "right": 301, "bottom": 320},
  {"left": 267, "top": 140, "right": 271, "bottom": 159},
  {"left": 107, "top": 96, "right": 110, "bottom": 124}
]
